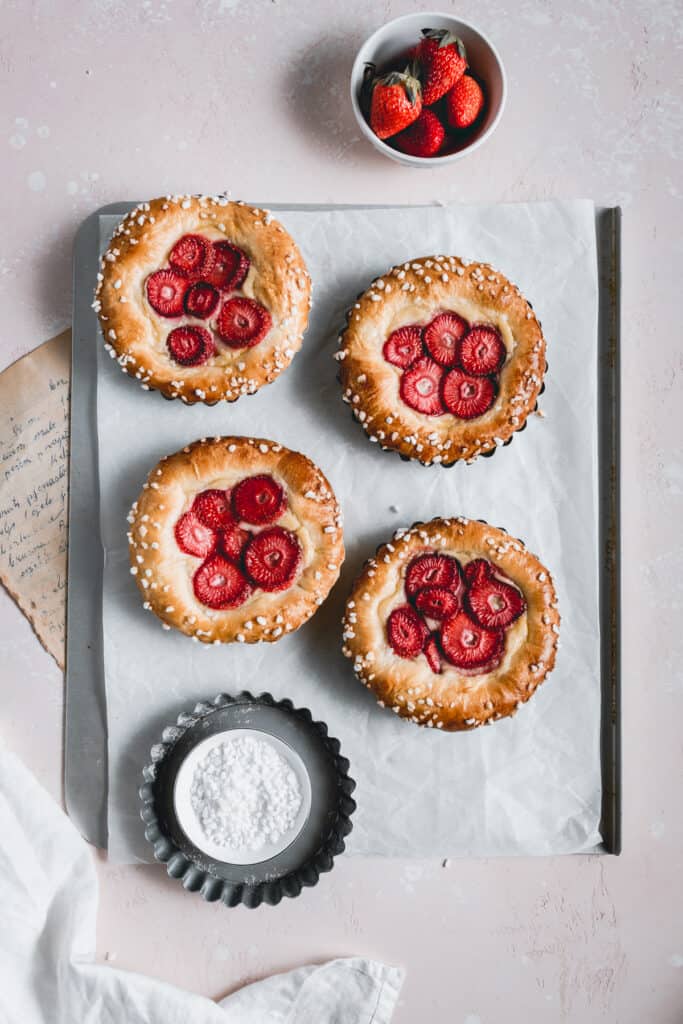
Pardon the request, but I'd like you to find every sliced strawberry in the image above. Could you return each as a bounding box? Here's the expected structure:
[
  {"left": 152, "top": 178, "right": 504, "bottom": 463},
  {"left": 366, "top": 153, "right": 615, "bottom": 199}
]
[
  {"left": 463, "top": 558, "right": 492, "bottom": 585},
  {"left": 442, "top": 368, "right": 496, "bottom": 419},
  {"left": 146, "top": 269, "right": 189, "bottom": 317},
  {"left": 169, "top": 234, "right": 214, "bottom": 279},
  {"left": 174, "top": 511, "right": 216, "bottom": 558},
  {"left": 458, "top": 325, "right": 506, "bottom": 375},
  {"left": 192, "top": 489, "right": 235, "bottom": 530},
  {"left": 455, "top": 652, "right": 504, "bottom": 677},
  {"left": 399, "top": 357, "right": 445, "bottom": 416},
  {"left": 467, "top": 573, "right": 526, "bottom": 630},
  {"left": 414, "top": 585, "right": 460, "bottom": 620},
  {"left": 166, "top": 325, "right": 215, "bottom": 366},
  {"left": 206, "top": 241, "right": 250, "bottom": 291},
  {"left": 405, "top": 553, "right": 460, "bottom": 598},
  {"left": 423, "top": 312, "right": 468, "bottom": 367},
  {"left": 193, "top": 554, "right": 253, "bottom": 609},
  {"left": 232, "top": 474, "right": 286, "bottom": 525},
  {"left": 424, "top": 634, "right": 443, "bottom": 674},
  {"left": 382, "top": 325, "right": 423, "bottom": 369},
  {"left": 217, "top": 524, "right": 251, "bottom": 562},
  {"left": 440, "top": 610, "right": 504, "bottom": 669},
  {"left": 243, "top": 526, "right": 301, "bottom": 591},
  {"left": 386, "top": 604, "right": 428, "bottom": 659},
  {"left": 216, "top": 297, "right": 272, "bottom": 348},
  {"left": 184, "top": 281, "right": 219, "bottom": 319}
]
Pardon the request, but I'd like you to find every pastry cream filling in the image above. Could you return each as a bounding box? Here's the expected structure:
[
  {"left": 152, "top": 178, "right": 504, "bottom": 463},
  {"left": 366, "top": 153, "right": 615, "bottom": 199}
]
[
  {"left": 140, "top": 226, "right": 278, "bottom": 372},
  {"left": 170, "top": 472, "right": 316, "bottom": 612},
  {"left": 378, "top": 549, "right": 528, "bottom": 683},
  {"left": 387, "top": 298, "right": 516, "bottom": 357},
  {"left": 359, "top": 301, "right": 518, "bottom": 430}
]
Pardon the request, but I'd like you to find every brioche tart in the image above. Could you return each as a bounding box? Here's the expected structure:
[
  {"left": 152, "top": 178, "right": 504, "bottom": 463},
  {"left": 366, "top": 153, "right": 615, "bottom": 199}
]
[
  {"left": 337, "top": 256, "right": 546, "bottom": 465},
  {"left": 342, "top": 517, "right": 559, "bottom": 730},
  {"left": 128, "top": 437, "right": 344, "bottom": 643},
  {"left": 95, "top": 195, "right": 311, "bottom": 403}
]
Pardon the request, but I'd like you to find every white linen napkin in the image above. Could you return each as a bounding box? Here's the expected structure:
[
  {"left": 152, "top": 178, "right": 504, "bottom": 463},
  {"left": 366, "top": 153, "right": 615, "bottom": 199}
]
[{"left": 0, "top": 748, "right": 403, "bottom": 1024}]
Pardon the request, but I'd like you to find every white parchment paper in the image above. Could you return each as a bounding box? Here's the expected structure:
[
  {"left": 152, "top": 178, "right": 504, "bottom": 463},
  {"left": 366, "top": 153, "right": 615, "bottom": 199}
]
[{"left": 97, "top": 201, "right": 602, "bottom": 863}]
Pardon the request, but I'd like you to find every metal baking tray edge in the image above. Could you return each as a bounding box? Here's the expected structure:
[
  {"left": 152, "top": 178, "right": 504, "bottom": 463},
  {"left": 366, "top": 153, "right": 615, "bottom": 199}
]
[{"left": 66, "top": 201, "right": 621, "bottom": 854}]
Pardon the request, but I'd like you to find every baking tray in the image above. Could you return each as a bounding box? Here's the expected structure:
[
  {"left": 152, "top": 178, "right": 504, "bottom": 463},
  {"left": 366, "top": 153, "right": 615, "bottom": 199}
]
[{"left": 66, "top": 202, "right": 621, "bottom": 854}]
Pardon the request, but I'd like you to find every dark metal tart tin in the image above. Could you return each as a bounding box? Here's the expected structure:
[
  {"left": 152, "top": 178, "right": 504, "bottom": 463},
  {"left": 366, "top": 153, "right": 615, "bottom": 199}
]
[{"left": 139, "top": 691, "right": 356, "bottom": 907}]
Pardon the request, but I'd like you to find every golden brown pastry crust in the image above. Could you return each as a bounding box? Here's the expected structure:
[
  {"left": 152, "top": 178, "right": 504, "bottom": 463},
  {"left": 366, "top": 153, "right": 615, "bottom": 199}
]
[
  {"left": 337, "top": 256, "right": 546, "bottom": 465},
  {"left": 342, "top": 517, "right": 559, "bottom": 731},
  {"left": 129, "top": 437, "right": 344, "bottom": 643},
  {"left": 95, "top": 195, "right": 311, "bottom": 403}
]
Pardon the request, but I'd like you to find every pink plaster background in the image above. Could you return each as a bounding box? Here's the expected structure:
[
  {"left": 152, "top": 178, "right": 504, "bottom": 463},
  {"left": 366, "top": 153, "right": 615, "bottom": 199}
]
[{"left": 1, "top": 1, "right": 682, "bottom": 1020}]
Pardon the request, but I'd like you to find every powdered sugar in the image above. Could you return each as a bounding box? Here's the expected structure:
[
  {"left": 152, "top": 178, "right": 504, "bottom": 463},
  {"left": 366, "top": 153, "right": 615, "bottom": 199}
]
[{"left": 189, "top": 734, "right": 302, "bottom": 852}]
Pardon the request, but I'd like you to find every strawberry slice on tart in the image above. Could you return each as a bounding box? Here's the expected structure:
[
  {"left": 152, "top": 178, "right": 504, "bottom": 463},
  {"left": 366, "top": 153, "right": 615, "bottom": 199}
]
[
  {"left": 458, "top": 324, "right": 506, "bottom": 376},
  {"left": 206, "top": 241, "right": 250, "bottom": 291},
  {"left": 232, "top": 474, "right": 286, "bottom": 525},
  {"left": 166, "top": 325, "right": 215, "bottom": 366},
  {"left": 399, "top": 357, "right": 445, "bottom": 416},
  {"left": 244, "top": 526, "right": 302, "bottom": 592},
  {"left": 217, "top": 524, "right": 251, "bottom": 562},
  {"left": 193, "top": 554, "right": 253, "bottom": 610},
  {"left": 466, "top": 568, "right": 525, "bottom": 630},
  {"left": 405, "top": 553, "right": 461, "bottom": 598},
  {"left": 217, "top": 297, "right": 272, "bottom": 348},
  {"left": 169, "top": 233, "right": 215, "bottom": 279},
  {"left": 423, "top": 634, "right": 443, "bottom": 674},
  {"left": 184, "top": 281, "right": 220, "bottom": 319},
  {"left": 442, "top": 368, "right": 496, "bottom": 419},
  {"left": 440, "top": 609, "right": 504, "bottom": 670},
  {"left": 192, "top": 488, "right": 235, "bottom": 530},
  {"left": 383, "top": 325, "right": 424, "bottom": 369},
  {"left": 387, "top": 604, "right": 429, "bottom": 659},
  {"left": 146, "top": 269, "right": 189, "bottom": 318},
  {"left": 174, "top": 511, "right": 217, "bottom": 559},
  {"left": 414, "top": 585, "right": 461, "bottom": 620},
  {"left": 463, "top": 558, "right": 492, "bottom": 585},
  {"left": 423, "top": 312, "right": 467, "bottom": 367}
]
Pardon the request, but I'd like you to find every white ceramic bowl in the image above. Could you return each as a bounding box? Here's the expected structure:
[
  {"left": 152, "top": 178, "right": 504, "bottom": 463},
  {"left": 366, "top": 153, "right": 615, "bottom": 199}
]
[{"left": 350, "top": 12, "right": 507, "bottom": 167}]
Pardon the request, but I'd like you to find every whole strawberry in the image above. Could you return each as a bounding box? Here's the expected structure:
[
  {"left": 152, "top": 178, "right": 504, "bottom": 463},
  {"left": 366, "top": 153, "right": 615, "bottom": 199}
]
[
  {"left": 394, "top": 109, "right": 445, "bottom": 158},
  {"left": 369, "top": 67, "right": 422, "bottom": 140},
  {"left": 416, "top": 28, "right": 467, "bottom": 106},
  {"left": 446, "top": 74, "right": 485, "bottom": 129}
]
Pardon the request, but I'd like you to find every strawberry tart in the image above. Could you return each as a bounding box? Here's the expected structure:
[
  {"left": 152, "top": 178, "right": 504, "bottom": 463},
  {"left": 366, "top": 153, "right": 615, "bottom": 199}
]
[
  {"left": 337, "top": 256, "right": 546, "bottom": 464},
  {"left": 341, "top": 517, "right": 559, "bottom": 730},
  {"left": 128, "top": 437, "right": 344, "bottom": 643},
  {"left": 95, "top": 195, "right": 311, "bottom": 403}
]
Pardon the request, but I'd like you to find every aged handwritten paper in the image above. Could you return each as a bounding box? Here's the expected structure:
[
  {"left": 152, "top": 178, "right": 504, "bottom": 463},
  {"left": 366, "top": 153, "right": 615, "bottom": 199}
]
[{"left": 0, "top": 332, "right": 70, "bottom": 668}]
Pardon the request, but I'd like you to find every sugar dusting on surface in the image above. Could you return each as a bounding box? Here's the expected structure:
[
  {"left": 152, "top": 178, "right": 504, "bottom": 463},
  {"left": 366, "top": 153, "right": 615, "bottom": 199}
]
[{"left": 189, "top": 734, "right": 302, "bottom": 852}]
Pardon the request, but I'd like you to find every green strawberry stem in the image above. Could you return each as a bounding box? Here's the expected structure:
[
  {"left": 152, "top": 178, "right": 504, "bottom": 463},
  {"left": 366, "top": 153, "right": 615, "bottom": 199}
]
[
  {"left": 373, "top": 67, "right": 421, "bottom": 106},
  {"left": 421, "top": 27, "right": 467, "bottom": 59},
  {"left": 360, "top": 62, "right": 376, "bottom": 117}
]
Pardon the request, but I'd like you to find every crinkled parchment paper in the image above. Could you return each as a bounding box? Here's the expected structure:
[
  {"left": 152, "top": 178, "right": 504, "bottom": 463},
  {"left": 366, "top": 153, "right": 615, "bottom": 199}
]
[{"left": 97, "top": 201, "right": 601, "bottom": 862}]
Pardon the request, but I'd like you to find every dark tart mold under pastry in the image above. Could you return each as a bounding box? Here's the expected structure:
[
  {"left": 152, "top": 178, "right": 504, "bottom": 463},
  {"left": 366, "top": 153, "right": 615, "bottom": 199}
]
[
  {"left": 128, "top": 436, "right": 344, "bottom": 644},
  {"left": 140, "top": 690, "right": 356, "bottom": 907},
  {"left": 336, "top": 256, "right": 547, "bottom": 465},
  {"left": 95, "top": 194, "right": 311, "bottom": 404},
  {"left": 341, "top": 516, "right": 560, "bottom": 731}
]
